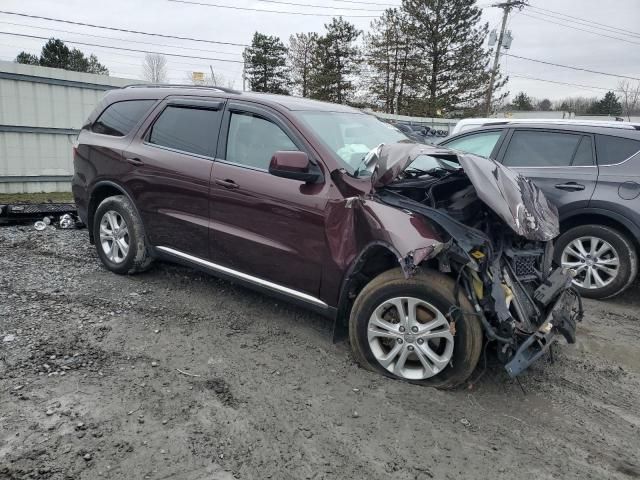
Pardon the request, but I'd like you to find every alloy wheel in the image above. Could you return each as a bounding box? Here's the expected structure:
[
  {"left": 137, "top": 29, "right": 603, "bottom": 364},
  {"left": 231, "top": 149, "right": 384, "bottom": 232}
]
[
  {"left": 560, "top": 236, "right": 620, "bottom": 289},
  {"left": 99, "top": 210, "right": 130, "bottom": 264},
  {"left": 367, "top": 297, "right": 454, "bottom": 381}
]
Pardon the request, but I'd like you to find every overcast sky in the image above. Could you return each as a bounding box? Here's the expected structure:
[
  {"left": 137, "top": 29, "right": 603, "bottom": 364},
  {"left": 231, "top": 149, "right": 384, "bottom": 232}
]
[{"left": 1, "top": 0, "right": 639, "bottom": 104}]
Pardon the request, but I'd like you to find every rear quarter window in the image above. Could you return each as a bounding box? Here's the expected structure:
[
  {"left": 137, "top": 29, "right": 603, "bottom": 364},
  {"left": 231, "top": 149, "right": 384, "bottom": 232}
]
[
  {"left": 595, "top": 134, "right": 640, "bottom": 165},
  {"left": 92, "top": 100, "right": 156, "bottom": 137}
]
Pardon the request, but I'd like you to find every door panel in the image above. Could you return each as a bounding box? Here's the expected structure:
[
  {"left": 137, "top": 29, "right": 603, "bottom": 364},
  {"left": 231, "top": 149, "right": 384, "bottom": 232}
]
[
  {"left": 499, "top": 129, "right": 598, "bottom": 217},
  {"left": 209, "top": 103, "right": 327, "bottom": 296},
  {"left": 123, "top": 98, "right": 224, "bottom": 258}
]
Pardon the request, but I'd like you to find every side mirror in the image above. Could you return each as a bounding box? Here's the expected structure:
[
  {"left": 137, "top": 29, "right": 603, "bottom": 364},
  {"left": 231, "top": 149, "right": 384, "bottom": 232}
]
[{"left": 268, "top": 151, "right": 322, "bottom": 183}]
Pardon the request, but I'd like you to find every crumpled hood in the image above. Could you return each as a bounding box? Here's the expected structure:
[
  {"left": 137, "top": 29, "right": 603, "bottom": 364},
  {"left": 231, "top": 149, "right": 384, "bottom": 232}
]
[{"left": 372, "top": 143, "right": 560, "bottom": 241}]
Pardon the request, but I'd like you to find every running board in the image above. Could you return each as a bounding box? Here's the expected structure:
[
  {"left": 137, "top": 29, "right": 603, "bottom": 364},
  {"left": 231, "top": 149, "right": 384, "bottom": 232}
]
[{"left": 156, "top": 246, "right": 328, "bottom": 309}]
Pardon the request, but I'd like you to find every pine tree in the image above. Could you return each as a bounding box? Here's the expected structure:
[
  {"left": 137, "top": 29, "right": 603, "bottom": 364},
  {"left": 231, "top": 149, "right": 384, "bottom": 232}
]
[
  {"left": 39, "top": 39, "right": 71, "bottom": 69},
  {"left": 245, "top": 32, "right": 289, "bottom": 94},
  {"left": 287, "top": 33, "right": 318, "bottom": 97},
  {"left": 15, "top": 38, "right": 108, "bottom": 75},
  {"left": 590, "top": 91, "right": 623, "bottom": 116},
  {"left": 309, "top": 17, "right": 361, "bottom": 104},
  {"left": 364, "top": 9, "right": 419, "bottom": 114},
  {"left": 511, "top": 91, "right": 533, "bottom": 110},
  {"left": 15, "top": 52, "right": 39, "bottom": 65},
  {"left": 401, "top": 0, "right": 503, "bottom": 116}
]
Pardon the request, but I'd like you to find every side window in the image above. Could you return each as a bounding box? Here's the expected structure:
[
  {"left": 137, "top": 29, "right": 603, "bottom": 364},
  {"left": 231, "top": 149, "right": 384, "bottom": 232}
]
[
  {"left": 445, "top": 131, "right": 502, "bottom": 158},
  {"left": 502, "top": 130, "right": 582, "bottom": 167},
  {"left": 226, "top": 113, "right": 298, "bottom": 169},
  {"left": 149, "top": 106, "right": 221, "bottom": 156},
  {"left": 572, "top": 136, "right": 594, "bottom": 166},
  {"left": 595, "top": 134, "right": 640, "bottom": 165},
  {"left": 92, "top": 100, "right": 155, "bottom": 137}
]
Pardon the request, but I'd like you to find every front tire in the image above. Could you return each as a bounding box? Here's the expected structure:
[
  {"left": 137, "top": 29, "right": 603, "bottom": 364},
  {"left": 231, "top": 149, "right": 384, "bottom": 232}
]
[
  {"left": 554, "top": 225, "right": 637, "bottom": 299},
  {"left": 349, "top": 269, "right": 483, "bottom": 389},
  {"left": 93, "top": 195, "right": 153, "bottom": 275}
]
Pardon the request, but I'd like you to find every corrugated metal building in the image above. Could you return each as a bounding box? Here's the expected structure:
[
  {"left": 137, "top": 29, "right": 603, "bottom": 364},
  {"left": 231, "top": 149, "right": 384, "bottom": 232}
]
[{"left": 0, "top": 61, "right": 133, "bottom": 193}]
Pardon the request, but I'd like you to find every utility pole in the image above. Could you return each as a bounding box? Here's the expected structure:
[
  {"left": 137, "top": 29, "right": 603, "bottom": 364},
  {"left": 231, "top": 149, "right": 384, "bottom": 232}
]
[
  {"left": 209, "top": 65, "right": 217, "bottom": 86},
  {"left": 485, "top": 0, "right": 527, "bottom": 116},
  {"left": 242, "top": 50, "right": 247, "bottom": 92}
]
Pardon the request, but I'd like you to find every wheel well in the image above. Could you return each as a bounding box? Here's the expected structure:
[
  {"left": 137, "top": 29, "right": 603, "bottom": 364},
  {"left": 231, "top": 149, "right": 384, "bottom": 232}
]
[
  {"left": 87, "top": 185, "right": 123, "bottom": 243},
  {"left": 333, "top": 244, "right": 438, "bottom": 342},
  {"left": 560, "top": 213, "right": 639, "bottom": 252}
]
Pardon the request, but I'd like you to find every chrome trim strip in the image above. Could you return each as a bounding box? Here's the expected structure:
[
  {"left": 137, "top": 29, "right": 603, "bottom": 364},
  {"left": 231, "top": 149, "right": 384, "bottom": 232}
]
[{"left": 156, "top": 246, "right": 328, "bottom": 308}]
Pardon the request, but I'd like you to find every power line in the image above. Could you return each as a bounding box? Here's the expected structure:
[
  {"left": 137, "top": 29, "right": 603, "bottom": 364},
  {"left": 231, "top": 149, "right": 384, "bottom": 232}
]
[
  {"left": 0, "top": 31, "right": 245, "bottom": 63},
  {"left": 167, "top": 0, "right": 378, "bottom": 17},
  {"left": 520, "top": 12, "right": 640, "bottom": 46},
  {"left": 323, "top": 0, "right": 399, "bottom": 6},
  {"left": 526, "top": 8, "right": 640, "bottom": 39},
  {"left": 255, "top": 0, "right": 385, "bottom": 12},
  {"left": 529, "top": 5, "right": 640, "bottom": 38},
  {"left": 0, "top": 20, "right": 243, "bottom": 57},
  {"left": 507, "top": 73, "right": 614, "bottom": 92},
  {"left": 0, "top": 10, "right": 248, "bottom": 47},
  {"left": 503, "top": 53, "right": 640, "bottom": 82}
]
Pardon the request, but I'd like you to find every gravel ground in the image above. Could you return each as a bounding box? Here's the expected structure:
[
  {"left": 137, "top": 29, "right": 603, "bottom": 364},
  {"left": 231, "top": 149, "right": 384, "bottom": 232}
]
[{"left": 1, "top": 226, "right": 639, "bottom": 480}]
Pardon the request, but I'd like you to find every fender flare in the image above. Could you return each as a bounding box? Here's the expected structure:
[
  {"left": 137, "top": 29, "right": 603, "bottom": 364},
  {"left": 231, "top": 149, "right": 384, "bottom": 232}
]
[
  {"left": 560, "top": 207, "right": 640, "bottom": 240},
  {"left": 88, "top": 180, "right": 149, "bottom": 244}
]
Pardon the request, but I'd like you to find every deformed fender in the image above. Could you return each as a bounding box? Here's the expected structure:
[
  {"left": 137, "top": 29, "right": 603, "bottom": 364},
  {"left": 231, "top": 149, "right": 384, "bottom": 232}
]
[{"left": 325, "top": 195, "right": 445, "bottom": 278}]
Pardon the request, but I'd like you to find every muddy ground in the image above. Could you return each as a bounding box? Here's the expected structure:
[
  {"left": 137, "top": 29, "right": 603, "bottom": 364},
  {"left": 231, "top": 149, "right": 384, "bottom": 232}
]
[{"left": 1, "top": 226, "right": 639, "bottom": 480}]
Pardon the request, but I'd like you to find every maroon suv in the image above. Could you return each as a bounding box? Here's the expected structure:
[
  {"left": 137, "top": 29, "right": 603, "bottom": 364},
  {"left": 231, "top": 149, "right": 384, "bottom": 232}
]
[{"left": 73, "top": 85, "right": 581, "bottom": 388}]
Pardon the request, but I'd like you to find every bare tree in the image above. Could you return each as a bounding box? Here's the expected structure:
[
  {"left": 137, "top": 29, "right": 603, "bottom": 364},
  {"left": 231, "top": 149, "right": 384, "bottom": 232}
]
[
  {"left": 287, "top": 32, "right": 318, "bottom": 97},
  {"left": 142, "top": 53, "right": 167, "bottom": 83},
  {"left": 618, "top": 80, "right": 640, "bottom": 121},
  {"left": 183, "top": 71, "right": 236, "bottom": 89}
]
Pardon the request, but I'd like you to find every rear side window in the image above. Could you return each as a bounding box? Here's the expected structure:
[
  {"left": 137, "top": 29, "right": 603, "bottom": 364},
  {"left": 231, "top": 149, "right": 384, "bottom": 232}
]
[
  {"left": 149, "top": 106, "right": 221, "bottom": 156},
  {"left": 92, "top": 100, "right": 155, "bottom": 137},
  {"left": 595, "top": 134, "right": 640, "bottom": 165},
  {"left": 444, "top": 131, "right": 502, "bottom": 158},
  {"left": 502, "top": 130, "right": 585, "bottom": 167}
]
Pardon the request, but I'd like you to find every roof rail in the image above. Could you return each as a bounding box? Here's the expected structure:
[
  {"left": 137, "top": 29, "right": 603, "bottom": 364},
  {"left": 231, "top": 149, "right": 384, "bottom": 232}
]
[
  {"left": 123, "top": 83, "right": 241, "bottom": 94},
  {"left": 481, "top": 118, "right": 640, "bottom": 131}
]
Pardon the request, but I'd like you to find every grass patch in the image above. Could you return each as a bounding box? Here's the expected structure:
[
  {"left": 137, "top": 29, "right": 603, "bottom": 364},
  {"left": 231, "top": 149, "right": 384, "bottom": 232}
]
[{"left": 0, "top": 192, "right": 74, "bottom": 204}]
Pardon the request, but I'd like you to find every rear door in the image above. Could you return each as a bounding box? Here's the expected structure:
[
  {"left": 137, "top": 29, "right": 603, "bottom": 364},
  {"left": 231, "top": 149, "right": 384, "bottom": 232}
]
[
  {"left": 496, "top": 128, "right": 598, "bottom": 217},
  {"left": 123, "top": 97, "right": 224, "bottom": 258}
]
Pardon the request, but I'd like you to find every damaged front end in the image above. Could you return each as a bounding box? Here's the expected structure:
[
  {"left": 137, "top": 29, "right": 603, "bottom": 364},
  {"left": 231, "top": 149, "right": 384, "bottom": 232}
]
[{"left": 348, "top": 143, "right": 584, "bottom": 378}]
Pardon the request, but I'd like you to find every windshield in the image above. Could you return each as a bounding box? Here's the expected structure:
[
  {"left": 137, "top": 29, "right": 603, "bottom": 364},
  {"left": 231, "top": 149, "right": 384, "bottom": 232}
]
[{"left": 296, "top": 111, "right": 409, "bottom": 173}]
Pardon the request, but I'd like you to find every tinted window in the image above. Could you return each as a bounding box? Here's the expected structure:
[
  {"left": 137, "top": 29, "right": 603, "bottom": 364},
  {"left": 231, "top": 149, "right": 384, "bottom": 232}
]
[
  {"left": 149, "top": 106, "right": 220, "bottom": 156},
  {"left": 226, "top": 113, "right": 298, "bottom": 169},
  {"left": 92, "top": 100, "right": 155, "bottom": 136},
  {"left": 445, "top": 131, "right": 502, "bottom": 158},
  {"left": 502, "top": 130, "right": 582, "bottom": 167},
  {"left": 572, "top": 136, "right": 594, "bottom": 166},
  {"left": 595, "top": 134, "right": 640, "bottom": 165}
]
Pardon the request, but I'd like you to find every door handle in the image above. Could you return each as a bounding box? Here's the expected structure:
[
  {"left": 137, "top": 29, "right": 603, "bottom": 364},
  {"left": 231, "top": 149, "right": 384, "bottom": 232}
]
[
  {"left": 126, "top": 157, "right": 144, "bottom": 166},
  {"left": 555, "top": 182, "right": 585, "bottom": 192},
  {"left": 215, "top": 178, "right": 239, "bottom": 189}
]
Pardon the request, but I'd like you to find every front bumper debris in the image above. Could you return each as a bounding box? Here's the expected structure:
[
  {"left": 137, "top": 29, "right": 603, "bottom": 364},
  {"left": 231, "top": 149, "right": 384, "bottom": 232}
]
[{"left": 505, "top": 283, "right": 582, "bottom": 378}]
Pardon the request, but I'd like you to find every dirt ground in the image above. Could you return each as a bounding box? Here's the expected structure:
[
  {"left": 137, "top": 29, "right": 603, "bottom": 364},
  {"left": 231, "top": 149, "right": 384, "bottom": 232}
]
[{"left": 1, "top": 226, "right": 639, "bottom": 480}]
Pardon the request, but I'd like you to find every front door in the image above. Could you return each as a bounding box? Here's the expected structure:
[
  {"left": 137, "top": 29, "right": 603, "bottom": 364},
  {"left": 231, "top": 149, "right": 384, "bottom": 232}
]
[
  {"left": 123, "top": 97, "right": 224, "bottom": 258},
  {"left": 209, "top": 101, "right": 328, "bottom": 297},
  {"left": 497, "top": 129, "right": 598, "bottom": 218}
]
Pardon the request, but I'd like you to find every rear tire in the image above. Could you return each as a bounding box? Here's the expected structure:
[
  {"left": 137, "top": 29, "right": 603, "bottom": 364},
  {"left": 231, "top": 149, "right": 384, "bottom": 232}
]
[
  {"left": 554, "top": 225, "right": 637, "bottom": 299},
  {"left": 349, "top": 268, "right": 483, "bottom": 389},
  {"left": 93, "top": 195, "right": 153, "bottom": 275}
]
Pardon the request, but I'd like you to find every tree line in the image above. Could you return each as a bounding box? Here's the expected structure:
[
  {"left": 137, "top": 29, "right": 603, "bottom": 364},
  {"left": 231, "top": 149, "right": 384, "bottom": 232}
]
[
  {"left": 15, "top": 38, "right": 109, "bottom": 75},
  {"left": 245, "top": 0, "right": 504, "bottom": 118},
  {"left": 507, "top": 84, "right": 640, "bottom": 120}
]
